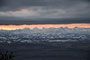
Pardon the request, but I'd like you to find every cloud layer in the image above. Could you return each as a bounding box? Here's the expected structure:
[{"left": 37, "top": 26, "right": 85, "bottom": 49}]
[{"left": 0, "top": 0, "right": 90, "bottom": 24}]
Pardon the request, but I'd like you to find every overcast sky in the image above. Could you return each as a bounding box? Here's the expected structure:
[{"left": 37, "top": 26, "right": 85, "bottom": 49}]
[{"left": 0, "top": 0, "right": 90, "bottom": 25}]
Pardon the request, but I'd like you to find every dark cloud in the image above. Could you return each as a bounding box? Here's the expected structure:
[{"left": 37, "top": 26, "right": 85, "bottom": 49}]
[
  {"left": 0, "top": 0, "right": 48, "bottom": 11},
  {"left": 0, "top": 0, "right": 90, "bottom": 24},
  {"left": 0, "top": 0, "right": 90, "bottom": 11},
  {"left": 0, "top": 18, "right": 90, "bottom": 25}
]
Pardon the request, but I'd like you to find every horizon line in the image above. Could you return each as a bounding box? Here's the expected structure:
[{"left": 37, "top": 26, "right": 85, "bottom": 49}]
[{"left": 0, "top": 23, "right": 90, "bottom": 30}]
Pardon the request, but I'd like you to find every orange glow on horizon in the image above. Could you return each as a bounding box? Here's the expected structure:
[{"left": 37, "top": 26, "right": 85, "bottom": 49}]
[{"left": 0, "top": 24, "right": 90, "bottom": 30}]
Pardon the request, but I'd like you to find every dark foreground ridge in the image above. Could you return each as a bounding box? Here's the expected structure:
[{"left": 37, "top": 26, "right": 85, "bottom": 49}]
[{"left": 0, "top": 40, "right": 90, "bottom": 60}]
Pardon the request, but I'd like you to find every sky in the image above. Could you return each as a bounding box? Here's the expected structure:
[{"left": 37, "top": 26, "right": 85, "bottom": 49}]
[
  {"left": 0, "top": 0, "right": 90, "bottom": 25},
  {"left": 0, "top": 0, "right": 90, "bottom": 30},
  {"left": 0, "top": 24, "right": 90, "bottom": 30}
]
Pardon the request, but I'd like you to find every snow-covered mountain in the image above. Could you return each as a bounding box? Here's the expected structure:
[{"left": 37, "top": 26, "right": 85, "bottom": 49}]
[{"left": 0, "top": 27, "right": 90, "bottom": 43}]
